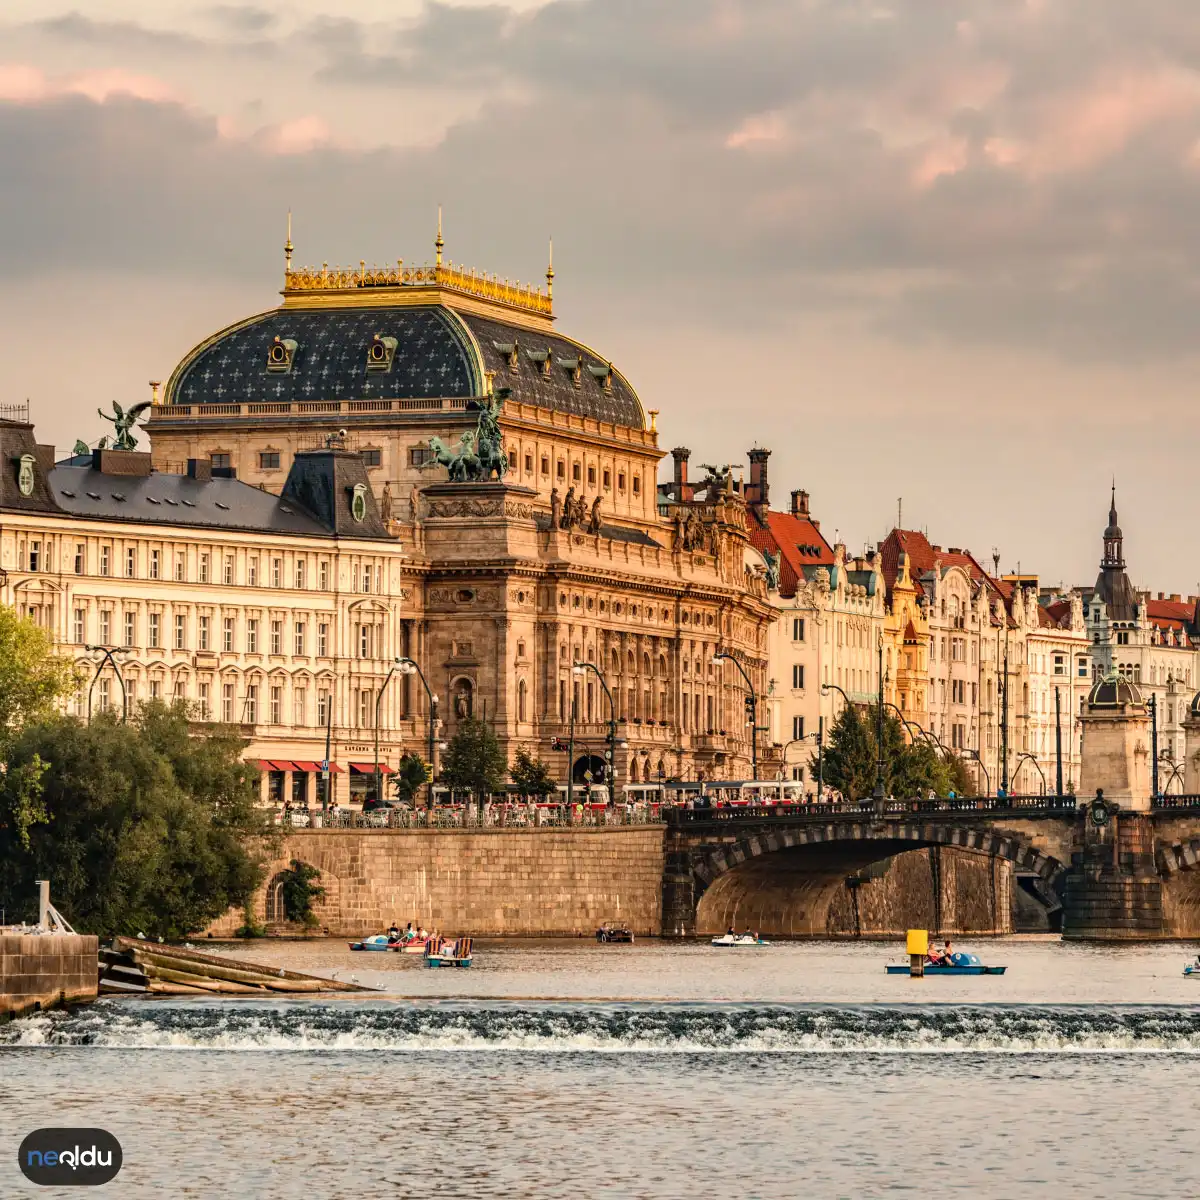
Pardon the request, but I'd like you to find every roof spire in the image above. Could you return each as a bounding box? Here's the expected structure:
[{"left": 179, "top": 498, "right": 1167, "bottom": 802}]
[
  {"left": 435, "top": 205, "right": 444, "bottom": 267},
  {"left": 1110, "top": 478, "right": 1117, "bottom": 527},
  {"left": 284, "top": 209, "right": 293, "bottom": 276},
  {"left": 546, "top": 236, "right": 554, "bottom": 302}
]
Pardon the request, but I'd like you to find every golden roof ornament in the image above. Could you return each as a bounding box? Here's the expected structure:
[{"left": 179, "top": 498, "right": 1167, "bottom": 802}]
[{"left": 435, "top": 206, "right": 444, "bottom": 267}]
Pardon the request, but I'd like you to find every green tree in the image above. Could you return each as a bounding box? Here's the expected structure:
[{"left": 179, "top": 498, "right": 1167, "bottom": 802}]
[
  {"left": 278, "top": 859, "right": 326, "bottom": 928},
  {"left": 390, "top": 753, "right": 430, "bottom": 805},
  {"left": 440, "top": 716, "right": 507, "bottom": 803},
  {"left": 817, "top": 704, "right": 879, "bottom": 800},
  {"left": 0, "top": 702, "right": 273, "bottom": 939},
  {"left": 0, "top": 604, "right": 78, "bottom": 733},
  {"left": 510, "top": 747, "right": 557, "bottom": 797}
]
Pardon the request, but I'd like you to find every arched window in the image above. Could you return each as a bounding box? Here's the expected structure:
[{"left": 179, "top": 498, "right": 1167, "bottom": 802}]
[
  {"left": 642, "top": 653, "right": 651, "bottom": 676},
  {"left": 518, "top": 678, "right": 527, "bottom": 723},
  {"left": 264, "top": 871, "right": 287, "bottom": 924}
]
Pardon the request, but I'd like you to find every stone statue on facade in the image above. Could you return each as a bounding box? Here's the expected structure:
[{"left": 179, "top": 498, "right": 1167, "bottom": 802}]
[
  {"left": 588, "top": 496, "right": 602, "bottom": 534},
  {"left": 561, "top": 486, "right": 577, "bottom": 529},
  {"left": 409, "top": 483, "right": 422, "bottom": 523},
  {"left": 764, "top": 550, "right": 781, "bottom": 591},
  {"left": 72, "top": 439, "right": 90, "bottom": 459},
  {"left": 380, "top": 482, "right": 393, "bottom": 522},
  {"left": 97, "top": 400, "right": 152, "bottom": 451},
  {"left": 550, "top": 487, "right": 562, "bottom": 528}
]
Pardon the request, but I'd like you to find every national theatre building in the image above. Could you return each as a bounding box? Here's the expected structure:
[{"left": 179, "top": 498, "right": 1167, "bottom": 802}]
[{"left": 142, "top": 228, "right": 778, "bottom": 788}]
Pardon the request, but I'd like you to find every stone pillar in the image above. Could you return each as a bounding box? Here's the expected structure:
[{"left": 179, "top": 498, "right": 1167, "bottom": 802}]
[
  {"left": 661, "top": 848, "right": 697, "bottom": 937},
  {"left": 1182, "top": 700, "right": 1200, "bottom": 793},
  {"left": 1063, "top": 676, "right": 1164, "bottom": 939}
]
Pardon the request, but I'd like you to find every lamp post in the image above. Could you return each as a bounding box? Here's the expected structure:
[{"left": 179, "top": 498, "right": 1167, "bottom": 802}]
[
  {"left": 567, "top": 667, "right": 580, "bottom": 808},
  {"left": 961, "top": 748, "right": 991, "bottom": 796},
  {"left": 1000, "top": 645, "right": 1010, "bottom": 795},
  {"left": 1054, "top": 686, "right": 1063, "bottom": 798},
  {"left": 574, "top": 661, "right": 616, "bottom": 806},
  {"left": 1149, "top": 692, "right": 1160, "bottom": 801},
  {"left": 84, "top": 646, "right": 128, "bottom": 723},
  {"left": 1014, "top": 752, "right": 1047, "bottom": 795},
  {"left": 782, "top": 723, "right": 823, "bottom": 797},
  {"left": 713, "top": 651, "right": 758, "bottom": 780},
  {"left": 883, "top": 700, "right": 924, "bottom": 747},
  {"left": 373, "top": 658, "right": 407, "bottom": 808},
  {"left": 873, "top": 634, "right": 886, "bottom": 808},
  {"left": 395, "top": 657, "right": 439, "bottom": 807}
]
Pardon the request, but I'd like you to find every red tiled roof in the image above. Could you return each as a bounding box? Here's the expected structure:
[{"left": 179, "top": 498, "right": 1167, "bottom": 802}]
[
  {"left": 1044, "top": 600, "right": 1071, "bottom": 626},
  {"left": 879, "top": 529, "right": 999, "bottom": 597},
  {"left": 748, "top": 509, "right": 835, "bottom": 598},
  {"left": 1147, "top": 599, "right": 1193, "bottom": 624}
]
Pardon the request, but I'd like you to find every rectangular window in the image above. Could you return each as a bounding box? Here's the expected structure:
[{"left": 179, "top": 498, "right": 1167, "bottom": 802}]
[
  {"left": 541, "top": 456, "right": 550, "bottom": 476},
  {"left": 223, "top": 617, "right": 234, "bottom": 652},
  {"left": 525, "top": 454, "right": 534, "bottom": 474},
  {"left": 792, "top": 715, "right": 805, "bottom": 740},
  {"left": 175, "top": 553, "right": 185, "bottom": 582},
  {"left": 150, "top": 549, "right": 160, "bottom": 580},
  {"left": 1053, "top": 654, "right": 1066, "bottom": 676},
  {"left": 199, "top": 615, "right": 210, "bottom": 651},
  {"left": 587, "top": 466, "right": 596, "bottom": 485},
  {"left": 148, "top": 612, "right": 160, "bottom": 648},
  {"left": 603, "top": 468, "right": 611, "bottom": 489},
  {"left": 792, "top": 618, "right": 806, "bottom": 641},
  {"left": 294, "top": 621, "right": 306, "bottom": 656},
  {"left": 271, "top": 558, "right": 282, "bottom": 588},
  {"left": 199, "top": 553, "right": 210, "bottom": 584},
  {"left": 270, "top": 620, "right": 281, "bottom": 655},
  {"left": 319, "top": 561, "right": 329, "bottom": 590},
  {"left": 792, "top": 664, "right": 805, "bottom": 689},
  {"left": 294, "top": 687, "right": 307, "bottom": 727},
  {"left": 198, "top": 682, "right": 210, "bottom": 720},
  {"left": 409, "top": 448, "right": 434, "bottom": 468},
  {"left": 124, "top": 611, "right": 136, "bottom": 647},
  {"left": 618, "top": 472, "right": 626, "bottom": 491},
  {"left": 359, "top": 624, "right": 374, "bottom": 658},
  {"left": 100, "top": 546, "right": 111, "bottom": 577},
  {"left": 175, "top": 613, "right": 186, "bottom": 649},
  {"left": 632, "top": 475, "right": 641, "bottom": 495},
  {"left": 1077, "top": 658, "right": 1089, "bottom": 678},
  {"left": 361, "top": 566, "right": 372, "bottom": 593},
  {"left": 259, "top": 451, "right": 281, "bottom": 470},
  {"left": 222, "top": 683, "right": 234, "bottom": 723},
  {"left": 211, "top": 453, "right": 231, "bottom": 471},
  {"left": 362, "top": 449, "right": 382, "bottom": 467},
  {"left": 99, "top": 609, "right": 111, "bottom": 644},
  {"left": 317, "top": 689, "right": 329, "bottom": 727},
  {"left": 247, "top": 619, "right": 258, "bottom": 654},
  {"left": 295, "top": 559, "right": 306, "bottom": 589},
  {"left": 26, "top": 540, "right": 40, "bottom": 571},
  {"left": 556, "top": 461, "right": 565, "bottom": 480},
  {"left": 125, "top": 547, "right": 137, "bottom": 578},
  {"left": 73, "top": 608, "right": 85, "bottom": 644},
  {"left": 244, "top": 685, "right": 258, "bottom": 724},
  {"left": 572, "top": 462, "right": 581, "bottom": 482},
  {"left": 248, "top": 556, "right": 258, "bottom": 587},
  {"left": 318, "top": 622, "right": 329, "bottom": 656},
  {"left": 270, "top": 686, "right": 282, "bottom": 725},
  {"left": 74, "top": 544, "right": 85, "bottom": 575},
  {"left": 223, "top": 556, "right": 235, "bottom": 585},
  {"left": 150, "top": 678, "right": 162, "bottom": 702}
]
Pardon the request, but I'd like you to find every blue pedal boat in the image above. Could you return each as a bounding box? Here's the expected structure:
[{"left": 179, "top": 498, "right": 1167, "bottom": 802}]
[
  {"left": 886, "top": 952, "right": 1006, "bottom": 976},
  {"left": 425, "top": 937, "right": 473, "bottom": 968}
]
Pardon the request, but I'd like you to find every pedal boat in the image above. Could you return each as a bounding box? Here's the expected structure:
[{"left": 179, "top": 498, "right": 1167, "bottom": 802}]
[
  {"left": 710, "top": 933, "right": 771, "bottom": 947},
  {"left": 886, "top": 952, "right": 1006, "bottom": 975},
  {"left": 425, "top": 937, "right": 473, "bottom": 968}
]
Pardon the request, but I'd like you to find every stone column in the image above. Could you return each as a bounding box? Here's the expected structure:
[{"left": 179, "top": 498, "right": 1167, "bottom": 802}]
[{"left": 1182, "top": 700, "right": 1200, "bottom": 793}]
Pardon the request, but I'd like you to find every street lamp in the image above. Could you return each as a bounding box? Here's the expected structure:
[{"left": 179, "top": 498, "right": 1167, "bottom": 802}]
[
  {"left": 873, "top": 634, "right": 886, "bottom": 808},
  {"left": 1014, "top": 752, "right": 1047, "bottom": 795},
  {"left": 373, "top": 657, "right": 407, "bottom": 808},
  {"left": 961, "top": 748, "right": 990, "bottom": 796},
  {"left": 782, "top": 722, "right": 824, "bottom": 797},
  {"left": 713, "top": 651, "right": 758, "bottom": 780},
  {"left": 84, "top": 646, "right": 129, "bottom": 723},
  {"left": 395, "top": 657, "right": 439, "bottom": 807},
  {"left": 574, "top": 661, "right": 616, "bottom": 806}
]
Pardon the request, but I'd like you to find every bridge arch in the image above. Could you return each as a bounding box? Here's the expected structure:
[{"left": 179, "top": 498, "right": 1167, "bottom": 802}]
[{"left": 687, "top": 820, "right": 1066, "bottom": 938}]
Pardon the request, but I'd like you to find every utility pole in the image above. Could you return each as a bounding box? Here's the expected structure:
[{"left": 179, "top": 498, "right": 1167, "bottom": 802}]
[
  {"left": 1150, "top": 693, "right": 1159, "bottom": 801},
  {"left": 1054, "top": 686, "right": 1063, "bottom": 799}
]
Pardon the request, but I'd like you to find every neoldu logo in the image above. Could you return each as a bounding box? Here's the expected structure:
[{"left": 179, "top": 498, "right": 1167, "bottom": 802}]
[{"left": 18, "top": 1128, "right": 122, "bottom": 1187}]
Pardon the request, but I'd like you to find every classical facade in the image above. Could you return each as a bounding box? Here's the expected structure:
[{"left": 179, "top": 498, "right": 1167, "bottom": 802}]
[
  {"left": 0, "top": 419, "right": 410, "bottom": 808},
  {"left": 142, "top": 231, "right": 777, "bottom": 785},
  {"left": 1084, "top": 490, "right": 1200, "bottom": 785}
]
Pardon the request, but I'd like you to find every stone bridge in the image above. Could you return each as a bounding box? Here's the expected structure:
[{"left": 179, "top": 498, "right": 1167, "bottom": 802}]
[{"left": 663, "top": 797, "right": 1200, "bottom": 940}]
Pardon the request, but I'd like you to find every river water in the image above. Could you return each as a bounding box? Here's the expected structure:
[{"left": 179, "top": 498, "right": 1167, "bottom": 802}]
[{"left": 4, "top": 937, "right": 1200, "bottom": 1198}]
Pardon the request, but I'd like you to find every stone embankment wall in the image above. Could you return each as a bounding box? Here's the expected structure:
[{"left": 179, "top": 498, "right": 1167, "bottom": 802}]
[
  {"left": 1, "top": 933, "right": 98, "bottom": 1021},
  {"left": 208, "top": 826, "right": 665, "bottom": 937}
]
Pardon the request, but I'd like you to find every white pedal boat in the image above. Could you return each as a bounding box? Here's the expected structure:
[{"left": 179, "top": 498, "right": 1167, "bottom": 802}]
[{"left": 710, "top": 933, "right": 771, "bottom": 947}]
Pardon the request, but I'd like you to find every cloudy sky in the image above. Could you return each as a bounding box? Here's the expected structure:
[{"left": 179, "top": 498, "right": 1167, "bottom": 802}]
[{"left": 2, "top": 0, "right": 1198, "bottom": 591}]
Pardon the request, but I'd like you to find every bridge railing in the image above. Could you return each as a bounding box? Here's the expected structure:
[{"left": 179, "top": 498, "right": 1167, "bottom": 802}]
[
  {"left": 1152, "top": 795, "right": 1200, "bottom": 810},
  {"left": 275, "top": 804, "right": 663, "bottom": 830},
  {"left": 665, "top": 795, "right": 1079, "bottom": 824}
]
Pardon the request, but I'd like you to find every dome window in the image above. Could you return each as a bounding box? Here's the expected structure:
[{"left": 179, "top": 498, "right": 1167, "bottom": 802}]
[
  {"left": 366, "top": 334, "right": 397, "bottom": 372},
  {"left": 525, "top": 348, "right": 552, "bottom": 378},
  {"left": 557, "top": 354, "right": 583, "bottom": 388},
  {"left": 588, "top": 362, "right": 614, "bottom": 393},
  {"left": 492, "top": 341, "right": 520, "bottom": 372},
  {"left": 266, "top": 336, "right": 298, "bottom": 373}
]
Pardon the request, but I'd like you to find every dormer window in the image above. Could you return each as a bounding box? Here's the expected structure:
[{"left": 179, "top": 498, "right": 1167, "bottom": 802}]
[
  {"left": 525, "top": 348, "right": 553, "bottom": 378},
  {"left": 588, "top": 362, "right": 614, "bottom": 392},
  {"left": 493, "top": 341, "right": 520, "bottom": 372},
  {"left": 266, "top": 336, "right": 297, "bottom": 373},
  {"left": 366, "top": 334, "right": 397, "bottom": 372},
  {"left": 557, "top": 354, "right": 583, "bottom": 388}
]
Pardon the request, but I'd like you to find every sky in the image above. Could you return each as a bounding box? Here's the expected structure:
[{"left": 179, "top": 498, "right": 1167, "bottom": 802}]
[{"left": 2, "top": 0, "right": 1199, "bottom": 593}]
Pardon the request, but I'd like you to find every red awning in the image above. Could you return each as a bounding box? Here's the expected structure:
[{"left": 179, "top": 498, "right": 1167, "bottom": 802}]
[
  {"left": 292, "top": 761, "right": 322, "bottom": 773},
  {"left": 247, "top": 759, "right": 272, "bottom": 771},
  {"left": 348, "top": 761, "right": 394, "bottom": 774},
  {"left": 268, "top": 760, "right": 298, "bottom": 772}
]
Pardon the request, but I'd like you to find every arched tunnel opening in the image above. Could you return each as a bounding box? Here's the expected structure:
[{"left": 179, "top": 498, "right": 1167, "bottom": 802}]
[{"left": 694, "top": 840, "right": 1038, "bottom": 938}]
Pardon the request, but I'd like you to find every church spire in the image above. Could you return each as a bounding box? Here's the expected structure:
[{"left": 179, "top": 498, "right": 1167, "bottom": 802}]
[{"left": 1103, "top": 483, "right": 1124, "bottom": 568}]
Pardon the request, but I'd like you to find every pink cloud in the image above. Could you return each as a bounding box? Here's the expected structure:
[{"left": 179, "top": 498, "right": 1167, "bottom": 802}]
[
  {"left": 0, "top": 63, "right": 177, "bottom": 106},
  {"left": 260, "top": 115, "right": 333, "bottom": 155},
  {"left": 725, "top": 110, "right": 787, "bottom": 150}
]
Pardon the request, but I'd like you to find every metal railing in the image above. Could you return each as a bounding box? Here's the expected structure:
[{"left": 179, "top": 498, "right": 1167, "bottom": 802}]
[
  {"left": 1152, "top": 795, "right": 1200, "bottom": 810},
  {"left": 665, "top": 794, "right": 1080, "bottom": 824},
  {"left": 276, "top": 804, "right": 664, "bottom": 830}
]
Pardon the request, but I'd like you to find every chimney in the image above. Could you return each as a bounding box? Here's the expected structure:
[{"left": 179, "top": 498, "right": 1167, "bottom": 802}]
[
  {"left": 92, "top": 448, "right": 153, "bottom": 477},
  {"left": 671, "top": 446, "right": 690, "bottom": 485},
  {"left": 790, "top": 489, "right": 809, "bottom": 517},
  {"left": 187, "top": 458, "right": 212, "bottom": 482},
  {"left": 1171, "top": 593, "right": 1181, "bottom": 603},
  {"left": 747, "top": 447, "right": 771, "bottom": 516}
]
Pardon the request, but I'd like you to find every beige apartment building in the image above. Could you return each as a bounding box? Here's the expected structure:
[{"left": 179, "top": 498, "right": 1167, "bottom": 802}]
[{"left": 0, "top": 419, "right": 412, "bottom": 808}]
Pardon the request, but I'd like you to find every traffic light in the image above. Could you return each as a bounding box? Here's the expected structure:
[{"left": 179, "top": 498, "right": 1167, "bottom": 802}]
[{"left": 744, "top": 694, "right": 756, "bottom": 725}]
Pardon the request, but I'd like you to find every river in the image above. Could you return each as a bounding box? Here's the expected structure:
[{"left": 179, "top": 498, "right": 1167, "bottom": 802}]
[{"left": 4, "top": 937, "right": 1200, "bottom": 1198}]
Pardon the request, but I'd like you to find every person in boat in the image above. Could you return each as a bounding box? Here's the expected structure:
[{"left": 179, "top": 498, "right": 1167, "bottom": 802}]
[
  {"left": 941, "top": 939, "right": 954, "bottom": 964},
  {"left": 727, "top": 926, "right": 735, "bottom": 938},
  {"left": 387, "top": 924, "right": 401, "bottom": 943},
  {"left": 927, "top": 944, "right": 944, "bottom": 966}
]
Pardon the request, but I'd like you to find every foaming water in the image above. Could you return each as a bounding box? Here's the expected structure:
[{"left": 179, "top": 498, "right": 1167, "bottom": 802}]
[{"left": 7, "top": 999, "right": 1200, "bottom": 1054}]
